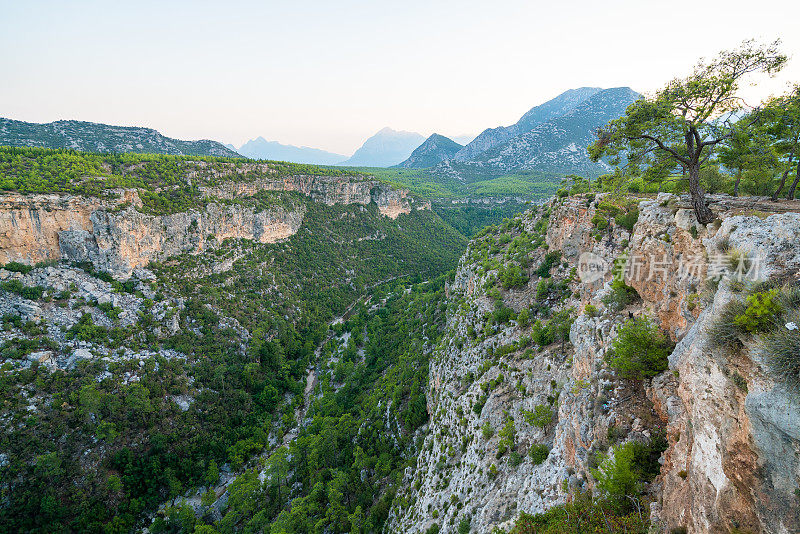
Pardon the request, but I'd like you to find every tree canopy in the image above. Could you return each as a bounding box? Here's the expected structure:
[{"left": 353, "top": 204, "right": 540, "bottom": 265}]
[{"left": 590, "top": 39, "right": 787, "bottom": 223}]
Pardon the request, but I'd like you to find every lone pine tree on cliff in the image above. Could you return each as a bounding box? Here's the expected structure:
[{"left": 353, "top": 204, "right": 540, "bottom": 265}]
[{"left": 589, "top": 39, "right": 786, "bottom": 224}]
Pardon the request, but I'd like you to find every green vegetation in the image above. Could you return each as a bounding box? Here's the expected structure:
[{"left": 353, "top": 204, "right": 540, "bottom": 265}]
[
  {"left": 522, "top": 405, "right": 554, "bottom": 429},
  {"left": 0, "top": 147, "right": 468, "bottom": 532},
  {"left": 528, "top": 444, "right": 549, "bottom": 465},
  {"left": 529, "top": 310, "right": 574, "bottom": 349},
  {"left": 590, "top": 40, "right": 787, "bottom": 223},
  {"left": 608, "top": 317, "right": 673, "bottom": 379},
  {"left": 1, "top": 279, "right": 46, "bottom": 300},
  {"left": 602, "top": 278, "right": 639, "bottom": 312},
  {"left": 0, "top": 146, "right": 363, "bottom": 214},
  {"left": 509, "top": 433, "right": 666, "bottom": 532},
  {"left": 534, "top": 251, "right": 561, "bottom": 279},
  {"left": 508, "top": 492, "right": 649, "bottom": 534},
  {"left": 370, "top": 167, "right": 562, "bottom": 201},
  {"left": 709, "top": 283, "right": 800, "bottom": 389}
]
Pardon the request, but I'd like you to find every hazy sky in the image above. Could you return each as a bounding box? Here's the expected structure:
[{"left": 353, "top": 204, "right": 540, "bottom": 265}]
[{"left": 2, "top": 0, "right": 799, "bottom": 155}]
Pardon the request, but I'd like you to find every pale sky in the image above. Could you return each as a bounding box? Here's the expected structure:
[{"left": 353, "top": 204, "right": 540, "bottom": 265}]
[{"left": 2, "top": 0, "right": 798, "bottom": 155}]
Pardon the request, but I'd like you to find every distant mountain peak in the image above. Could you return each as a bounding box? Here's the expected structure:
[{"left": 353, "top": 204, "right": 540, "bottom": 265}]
[
  {"left": 395, "top": 133, "right": 463, "bottom": 169},
  {"left": 236, "top": 137, "right": 346, "bottom": 165},
  {"left": 339, "top": 128, "right": 425, "bottom": 168}
]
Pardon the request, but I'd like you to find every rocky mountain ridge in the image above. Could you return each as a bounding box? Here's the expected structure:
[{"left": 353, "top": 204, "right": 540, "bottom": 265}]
[
  {"left": 432, "top": 87, "right": 641, "bottom": 181},
  {"left": 0, "top": 118, "right": 240, "bottom": 158},
  {"left": 453, "top": 87, "right": 602, "bottom": 163},
  {"left": 396, "top": 134, "right": 464, "bottom": 169}
]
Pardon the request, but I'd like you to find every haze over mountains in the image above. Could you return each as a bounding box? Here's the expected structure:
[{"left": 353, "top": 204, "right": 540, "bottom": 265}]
[
  {"left": 0, "top": 87, "right": 639, "bottom": 177},
  {"left": 235, "top": 137, "right": 346, "bottom": 165},
  {"left": 338, "top": 127, "right": 426, "bottom": 167}
]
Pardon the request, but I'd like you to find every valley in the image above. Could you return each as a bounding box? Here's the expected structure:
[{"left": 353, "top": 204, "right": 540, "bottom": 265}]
[{"left": 1, "top": 18, "right": 800, "bottom": 533}]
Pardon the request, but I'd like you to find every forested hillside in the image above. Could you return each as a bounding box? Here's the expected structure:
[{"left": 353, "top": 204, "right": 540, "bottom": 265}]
[
  {"left": 0, "top": 148, "right": 466, "bottom": 532},
  {"left": 0, "top": 119, "right": 240, "bottom": 158}
]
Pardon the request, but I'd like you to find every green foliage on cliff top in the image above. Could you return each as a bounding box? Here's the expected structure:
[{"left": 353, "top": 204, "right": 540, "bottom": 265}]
[{"left": 0, "top": 145, "right": 364, "bottom": 200}]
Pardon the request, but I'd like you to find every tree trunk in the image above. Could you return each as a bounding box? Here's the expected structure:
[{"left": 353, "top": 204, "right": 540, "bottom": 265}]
[
  {"left": 772, "top": 151, "right": 795, "bottom": 201},
  {"left": 787, "top": 161, "right": 800, "bottom": 200},
  {"left": 689, "top": 163, "right": 715, "bottom": 223},
  {"left": 733, "top": 170, "right": 742, "bottom": 197}
]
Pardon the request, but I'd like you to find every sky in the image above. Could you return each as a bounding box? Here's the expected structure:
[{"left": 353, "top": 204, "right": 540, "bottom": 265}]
[{"left": 2, "top": 0, "right": 799, "bottom": 156}]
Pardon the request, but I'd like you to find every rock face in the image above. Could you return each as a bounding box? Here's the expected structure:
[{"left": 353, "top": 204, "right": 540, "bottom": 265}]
[
  {"left": 0, "top": 117, "right": 239, "bottom": 157},
  {"left": 197, "top": 170, "right": 417, "bottom": 217},
  {"left": 0, "top": 173, "right": 420, "bottom": 278},
  {"left": 390, "top": 193, "right": 800, "bottom": 533},
  {"left": 644, "top": 199, "right": 800, "bottom": 534}
]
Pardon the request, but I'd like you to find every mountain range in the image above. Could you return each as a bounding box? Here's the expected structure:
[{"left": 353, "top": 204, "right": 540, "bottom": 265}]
[
  {"left": 0, "top": 118, "right": 240, "bottom": 158},
  {"left": 235, "top": 136, "right": 345, "bottom": 165},
  {"left": 453, "top": 87, "right": 603, "bottom": 162},
  {"left": 424, "top": 86, "right": 641, "bottom": 179},
  {"left": 1, "top": 87, "right": 640, "bottom": 179}
]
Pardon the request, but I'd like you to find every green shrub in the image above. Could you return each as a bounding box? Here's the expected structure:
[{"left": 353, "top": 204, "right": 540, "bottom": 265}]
[
  {"left": 492, "top": 302, "right": 516, "bottom": 324},
  {"left": 584, "top": 304, "right": 600, "bottom": 317},
  {"left": 591, "top": 213, "right": 610, "bottom": 230},
  {"left": 522, "top": 405, "right": 553, "bottom": 429},
  {"left": 488, "top": 463, "right": 498, "bottom": 479},
  {"left": 528, "top": 444, "right": 549, "bottom": 465},
  {"left": 534, "top": 252, "right": 561, "bottom": 278},
  {"left": 1, "top": 279, "right": 45, "bottom": 300},
  {"left": 498, "top": 416, "right": 517, "bottom": 452},
  {"left": 614, "top": 207, "right": 639, "bottom": 232},
  {"left": 591, "top": 443, "right": 641, "bottom": 512},
  {"left": 499, "top": 263, "right": 529, "bottom": 289},
  {"left": 517, "top": 309, "right": 530, "bottom": 328},
  {"left": 608, "top": 316, "right": 672, "bottom": 379},
  {"left": 734, "top": 289, "right": 782, "bottom": 333},
  {"left": 510, "top": 491, "right": 649, "bottom": 533},
  {"left": 66, "top": 313, "right": 108, "bottom": 342},
  {"left": 482, "top": 421, "right": 495, "bottom": 440},
  {"left": 2, "top": 261, "right": 33, "bottom": 274},
  {"left": 601, "top": 279, "right": 639, "bottom": 312},
  {"left": 458, "top": 516, "right": 471, "bottom": 534}
]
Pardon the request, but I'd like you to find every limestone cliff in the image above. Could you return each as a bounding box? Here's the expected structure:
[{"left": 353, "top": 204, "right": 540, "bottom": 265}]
[
  {"left": 390, "top": 193, "right": 800, "bottom": 533},
  {"left": 0, "top": 172, "right": 421, "bottom": 278}
]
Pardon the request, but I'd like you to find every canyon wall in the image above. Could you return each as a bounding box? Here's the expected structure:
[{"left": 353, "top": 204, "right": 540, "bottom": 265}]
[
  {"left": 391, "top": 193, "right": 800, "bottom": 533},
  {"left": 0, "top": 173, "right": 420, "bottom": 278}
]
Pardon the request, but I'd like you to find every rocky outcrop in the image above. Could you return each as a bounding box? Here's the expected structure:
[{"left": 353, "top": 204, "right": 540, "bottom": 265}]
[
  {"left": 0, "top": 191, "right": 303, "bottom": 278},
  {"left": 642, "top": 198, "right": 800, "bottom": 534},
  {"left": 391, "top": 204, "right": 652, "bottom": 533},
  {"left": 59, "top": 201, "right": 305, "bottom": 278},
  {"left": 392, "top": 193, "right": 800, "bottom": 533},
  {"left": 0, "top": 173, "right": 422, "bottom": 278},
  {"left": 198, "top": 171, "right": 418, "bottom": 218}
]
